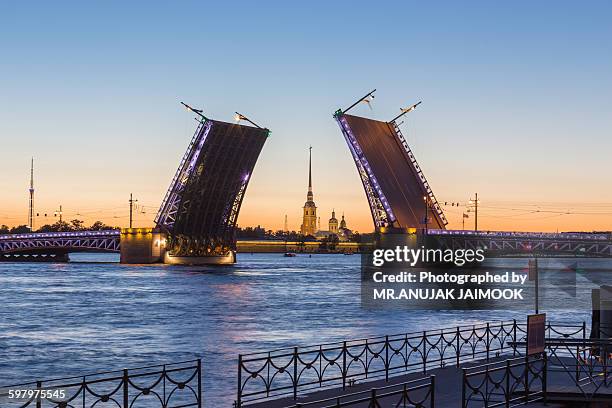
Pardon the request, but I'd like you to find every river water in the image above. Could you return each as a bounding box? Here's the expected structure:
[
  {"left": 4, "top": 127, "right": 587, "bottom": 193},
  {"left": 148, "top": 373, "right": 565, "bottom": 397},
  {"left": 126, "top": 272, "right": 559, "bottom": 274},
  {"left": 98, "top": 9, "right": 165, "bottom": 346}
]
[{"left": 0, "top": 254, "right": 609, "bottom": 406}]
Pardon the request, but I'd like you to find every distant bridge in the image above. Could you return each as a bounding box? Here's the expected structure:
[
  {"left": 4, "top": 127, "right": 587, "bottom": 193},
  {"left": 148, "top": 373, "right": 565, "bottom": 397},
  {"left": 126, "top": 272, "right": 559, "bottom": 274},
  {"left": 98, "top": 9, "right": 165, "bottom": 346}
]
[
  {"left": 428, "top": 229, "right": 612, "bottom": 258},
  {"left": 0, "top": 230, "right": 120, "bottom": 261}
]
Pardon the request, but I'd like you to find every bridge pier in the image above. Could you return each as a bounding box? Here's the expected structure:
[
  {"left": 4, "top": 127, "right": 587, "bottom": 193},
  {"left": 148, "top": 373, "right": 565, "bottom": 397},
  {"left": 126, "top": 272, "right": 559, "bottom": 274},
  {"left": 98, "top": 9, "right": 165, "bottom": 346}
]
[{"left": 119, "top": 228, "right": 166, "bottom": 264}]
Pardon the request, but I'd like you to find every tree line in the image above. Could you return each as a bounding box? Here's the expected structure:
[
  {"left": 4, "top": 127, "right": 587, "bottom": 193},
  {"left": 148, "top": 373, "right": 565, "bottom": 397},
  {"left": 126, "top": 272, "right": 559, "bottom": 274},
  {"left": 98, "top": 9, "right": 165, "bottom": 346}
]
[{"left": 0, "top": 220, "right": 118, "bottom": 235}]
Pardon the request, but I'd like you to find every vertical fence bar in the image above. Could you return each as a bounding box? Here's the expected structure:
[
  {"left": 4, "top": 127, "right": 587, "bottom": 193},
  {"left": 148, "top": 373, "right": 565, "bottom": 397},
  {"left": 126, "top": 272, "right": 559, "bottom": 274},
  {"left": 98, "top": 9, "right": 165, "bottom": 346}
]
[
  {"left": 486, "top": 323, "right": 490, "bottom": 362},
  {"left": 123, "top": 369, "right": 128, "bottom": 408},
  {"left": 505, "top": 360, "right": 510, "bottom": 408},
  {"left": 423, "top": 331, "right": 427, "bottom": 374},
  {"left": 293, "top": 347, "right": 298, "bottom": 400},
  {"left": 430, "top": 375, "right": 436, "bottom": 408},
  {"left": 342, "top": 341, "right": 347, "bottom": 390},
  {"left": 461, "top": 369, "right": 466, "bottom": 408},
  {"left": 197, "top": 359, "right": 202, "bottom": 408},
  {"left": 543, "top": 352, "right": 547, "bottom": 403},
  {"left": 82, "top": 377, "right": 86, "bottom": 407},
  {"left": 456, "top": 326, "right": 461, "bottom": 367},
  {"left": 163, "top": 364, "right": 166, "bottom": 406},
  {"left": 385, "top": 335, "right": 389, "bottom": 382},
  {"left": 237, "top": 355, "right": 242, "bottom": 408},
  {"left": 524, "top": 356, "right": 530, "bottom": 403},
  {"left": 513, "top": 320, "right": 517, "bottom": 357}
]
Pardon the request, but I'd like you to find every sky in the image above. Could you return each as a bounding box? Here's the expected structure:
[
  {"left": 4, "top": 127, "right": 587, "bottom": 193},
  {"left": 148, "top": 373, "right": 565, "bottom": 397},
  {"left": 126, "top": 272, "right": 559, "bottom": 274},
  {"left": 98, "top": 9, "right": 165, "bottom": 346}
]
[{"left": 0, "top": 1, "right": 611, "bottom": 233}]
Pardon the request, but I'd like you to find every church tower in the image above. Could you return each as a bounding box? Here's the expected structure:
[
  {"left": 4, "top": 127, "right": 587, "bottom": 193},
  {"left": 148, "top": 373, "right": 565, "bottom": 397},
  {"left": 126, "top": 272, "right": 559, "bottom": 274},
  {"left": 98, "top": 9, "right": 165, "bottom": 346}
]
[
  {"left": 300, "top": 147, "right": 317, "bottom": 236},
  {"left": 329, "top": 209, "right": 338, "bottom": 233}
]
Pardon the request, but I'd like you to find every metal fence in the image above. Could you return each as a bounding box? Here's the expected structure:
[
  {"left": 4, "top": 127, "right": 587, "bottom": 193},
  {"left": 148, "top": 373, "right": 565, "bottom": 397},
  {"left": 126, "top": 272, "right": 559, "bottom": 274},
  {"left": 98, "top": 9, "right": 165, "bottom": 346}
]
[
  {"left": 0, "top": 359, "right": 201, "bottom": 408},
  {"left": 236, "top": 320, "right": 586, "bottom": 406},
  {"left": 462, "top": 353, "right": 547, "bottom": 407},
  {"left": 286, "top": 376, "right": 435, "bottom": 408}
]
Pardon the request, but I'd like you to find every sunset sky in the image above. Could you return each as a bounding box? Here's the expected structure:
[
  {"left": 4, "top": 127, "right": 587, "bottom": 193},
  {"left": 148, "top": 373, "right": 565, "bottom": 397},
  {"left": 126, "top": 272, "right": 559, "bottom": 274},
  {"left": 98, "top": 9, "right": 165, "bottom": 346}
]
[{"left": 1, "top": 1, "right": 611, "bottom": 233}]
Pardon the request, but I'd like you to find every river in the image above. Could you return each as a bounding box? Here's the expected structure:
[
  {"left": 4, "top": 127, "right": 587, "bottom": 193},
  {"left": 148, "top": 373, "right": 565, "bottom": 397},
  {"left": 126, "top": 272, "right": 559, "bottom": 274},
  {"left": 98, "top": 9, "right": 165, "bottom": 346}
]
[{"left": 0, "top": 254, "right": 609, "bottom": 405}]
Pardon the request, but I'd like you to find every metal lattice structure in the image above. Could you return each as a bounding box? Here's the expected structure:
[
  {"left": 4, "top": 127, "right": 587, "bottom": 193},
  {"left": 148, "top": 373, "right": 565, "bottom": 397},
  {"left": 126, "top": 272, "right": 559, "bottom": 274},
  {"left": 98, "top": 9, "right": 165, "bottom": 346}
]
[
  {"left": 0, "top": 230, "right": 120, "bottom": 255},
  {"left": 155, "top": 118, "right": 268, "bottom": 257},
  {"left": 335, "top": 111, "right": 447, "bottom": 230},
  {"left": 428, "top": 229, "right": 612, "bottom": 257}
]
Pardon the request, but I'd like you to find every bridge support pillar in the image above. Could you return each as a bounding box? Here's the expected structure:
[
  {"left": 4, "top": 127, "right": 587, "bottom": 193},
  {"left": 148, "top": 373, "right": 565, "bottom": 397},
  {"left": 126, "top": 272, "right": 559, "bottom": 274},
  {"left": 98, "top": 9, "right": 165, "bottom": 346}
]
[{"left": 120, "top": 228, "right": 166, "bottom": 264}]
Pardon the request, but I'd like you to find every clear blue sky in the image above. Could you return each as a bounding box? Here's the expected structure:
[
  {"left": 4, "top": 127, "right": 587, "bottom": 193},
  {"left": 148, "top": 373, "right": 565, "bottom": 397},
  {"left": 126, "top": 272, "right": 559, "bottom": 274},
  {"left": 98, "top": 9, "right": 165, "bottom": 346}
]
[{"left": 1, "top": 1, "right": 611, "bottom": 232}]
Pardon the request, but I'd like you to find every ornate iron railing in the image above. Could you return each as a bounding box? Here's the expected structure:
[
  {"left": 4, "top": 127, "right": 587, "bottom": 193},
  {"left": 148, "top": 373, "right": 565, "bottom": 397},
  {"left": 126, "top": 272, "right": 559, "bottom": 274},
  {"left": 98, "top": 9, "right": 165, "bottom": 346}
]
[
  {"left": 286, "top": 375, "right": 435, "bottom": 408},
  {"left": 545, "top": 339, "right": 612, "bottom": 399},
  {"left": 462, "top": 353, "right": 547, "bottom": 407},
  {"left": 0, "top": 359, "right": 201, "bottom": 408},
  {"left": 236, "top": 321, "right": 585, "bottom": 406}
]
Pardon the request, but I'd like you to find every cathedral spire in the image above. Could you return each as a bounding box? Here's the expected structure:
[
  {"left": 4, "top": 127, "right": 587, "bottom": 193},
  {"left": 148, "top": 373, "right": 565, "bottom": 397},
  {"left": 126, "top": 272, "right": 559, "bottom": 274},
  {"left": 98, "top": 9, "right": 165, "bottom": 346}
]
[
  {"left": 307, "top": 146, "right": 313, "bottom": 201},
  {"left": 308, "top": 146, "right": 312, "bottom": 190}
]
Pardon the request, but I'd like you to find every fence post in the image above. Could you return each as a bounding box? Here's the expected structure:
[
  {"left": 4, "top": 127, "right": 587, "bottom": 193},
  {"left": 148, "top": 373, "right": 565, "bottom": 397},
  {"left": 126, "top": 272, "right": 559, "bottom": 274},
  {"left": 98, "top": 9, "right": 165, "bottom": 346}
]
[
  {"left": 385, "top": 335, "right": 389, "bottom": 382},
  {"left": 456, "top": 326, "right": 461, "bottom": 367},
  {"left": 423, "top": 331, "right": 427, "bottom": 374},
  {"left": 461, "top": 369, "right": 466, "bottom": 408},
  {"left": 512, "top": 319, "right": 517, "bottom": 356},
  {"left": 370, "top": 388, "right": 377, "bottom": 405},
  {"left": 486, "top": 322, "right": 490, "bottom": 362},
  {"left": 237, "top": 355, "right": 242, "bottom": 408},
  {"left": 123, "top": 369, "right": 129, "bottom": 408},
  {"left": 293, "top": 347, "right": 298, "bottom": 400},
  {"left": 342, "top": 341, "right": 347, "bottom": 390},
  {"left": 582, "top": 321, "right": 586, "bottom": 341},
  {"left": 505, "top": 360, "right": 512, "bottom": 408},
  {"left": 197, "top": 359, "right": 202, "bottom": 408},
  {"left": 543, "top": 352, "right": 548, "bottom": 403},
  {"left": 36, "top": 381, "right": 42, "bottom": 408},
  {"left": 430, "top": 375, "right": 436, "bottom": 407},
  {"left": 524, "top": 355, "right": 529, "bottom": 403}
]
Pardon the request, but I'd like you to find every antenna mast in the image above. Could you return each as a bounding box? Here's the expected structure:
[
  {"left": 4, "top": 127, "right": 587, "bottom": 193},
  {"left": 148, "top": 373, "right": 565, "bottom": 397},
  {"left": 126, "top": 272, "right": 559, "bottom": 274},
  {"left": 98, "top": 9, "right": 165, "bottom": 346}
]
[{"left": 28, "top": 158, "right": 34, "bottom": 231}]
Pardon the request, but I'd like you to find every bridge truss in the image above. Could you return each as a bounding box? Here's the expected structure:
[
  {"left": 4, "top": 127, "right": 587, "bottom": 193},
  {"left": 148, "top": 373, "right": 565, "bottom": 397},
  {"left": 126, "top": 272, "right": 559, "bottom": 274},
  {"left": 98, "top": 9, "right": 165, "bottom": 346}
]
[
  {"left": 334, "top": 106, "right": 447, "bottom": 230},
  {"left": 0, "top": 230, "right": 120, "bottom": 257},
  {"left": 428, "top": 229, "right": 612, "bottom": 257},
  {"left": 155, "top": 116, "right": 268, "bottom": 257}
]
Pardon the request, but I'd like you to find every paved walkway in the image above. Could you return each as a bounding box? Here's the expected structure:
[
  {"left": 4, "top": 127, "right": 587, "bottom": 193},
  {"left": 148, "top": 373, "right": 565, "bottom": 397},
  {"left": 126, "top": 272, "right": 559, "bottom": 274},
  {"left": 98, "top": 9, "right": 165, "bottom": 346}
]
[{"left": 243, "top": 357, "right": 610, "bottom": 407}]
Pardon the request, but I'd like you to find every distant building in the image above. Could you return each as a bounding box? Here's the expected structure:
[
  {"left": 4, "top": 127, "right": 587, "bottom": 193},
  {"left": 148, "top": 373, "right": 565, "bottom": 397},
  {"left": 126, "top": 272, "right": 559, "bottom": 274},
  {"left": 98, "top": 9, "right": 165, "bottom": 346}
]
[
  {"left": 329, "top": 210, "right": 338, "bottom": 233},
  {"left": 300, "top": 147, "right": 317, "bottom": 236},
  {"left": 314, "top": 210, "right": 353, "bottom": 241}
]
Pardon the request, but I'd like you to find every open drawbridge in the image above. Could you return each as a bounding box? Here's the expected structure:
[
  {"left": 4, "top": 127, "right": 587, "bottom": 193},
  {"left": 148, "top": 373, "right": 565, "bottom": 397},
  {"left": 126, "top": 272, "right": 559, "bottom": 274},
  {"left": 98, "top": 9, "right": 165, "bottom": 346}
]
[{"left": 334, "top": 92, "right": 447, "bottom": 231}]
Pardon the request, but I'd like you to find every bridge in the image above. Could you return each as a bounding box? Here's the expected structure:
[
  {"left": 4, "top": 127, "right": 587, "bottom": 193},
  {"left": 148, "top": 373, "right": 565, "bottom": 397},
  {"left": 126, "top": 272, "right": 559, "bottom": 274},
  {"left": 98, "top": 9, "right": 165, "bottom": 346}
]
[
  {"left": 333, "top": 90, "right": 612, "bottom": 257},
  {"left": 0, "top": 230, "right": 120, "bottom": 261},
  {"left": 1, "top": 93, "right": 611, "bottom": 263},
  {"left": 0, "top": 104, "right": 269, "bottom": 264}
]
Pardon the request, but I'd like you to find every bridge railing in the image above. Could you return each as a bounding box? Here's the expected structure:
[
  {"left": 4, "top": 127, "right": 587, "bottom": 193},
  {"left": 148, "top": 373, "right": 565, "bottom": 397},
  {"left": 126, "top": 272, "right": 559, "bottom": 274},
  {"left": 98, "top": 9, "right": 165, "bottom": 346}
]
[
  {"left": 427, "top": 229, "right": 610, "bottom": 241},
  {"left": 236, "top": 321, "right": 585, "bottom": 407},
  {"left": 0, "top": 230, "right": 120, "bottom": 240},
  {"left": 0, "top": 359, "right": 201, "bottom": 408}
]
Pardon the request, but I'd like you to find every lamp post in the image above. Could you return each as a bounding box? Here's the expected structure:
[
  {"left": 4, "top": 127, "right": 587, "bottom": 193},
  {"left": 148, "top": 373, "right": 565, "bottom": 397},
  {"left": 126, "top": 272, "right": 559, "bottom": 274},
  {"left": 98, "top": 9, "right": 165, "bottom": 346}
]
[
  {"left": 129, "top": 193, "right": 138, "bottom": 228},
  {"left": 469, "top": 193, "right": 480, "bottom": 231}
]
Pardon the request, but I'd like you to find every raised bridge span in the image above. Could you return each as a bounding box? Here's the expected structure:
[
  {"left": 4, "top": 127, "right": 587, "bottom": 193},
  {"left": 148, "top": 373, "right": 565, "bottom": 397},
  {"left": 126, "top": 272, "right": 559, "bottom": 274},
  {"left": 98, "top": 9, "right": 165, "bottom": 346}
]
[{"left": 1, "top": 94, "right": 610, "bottom": 262}]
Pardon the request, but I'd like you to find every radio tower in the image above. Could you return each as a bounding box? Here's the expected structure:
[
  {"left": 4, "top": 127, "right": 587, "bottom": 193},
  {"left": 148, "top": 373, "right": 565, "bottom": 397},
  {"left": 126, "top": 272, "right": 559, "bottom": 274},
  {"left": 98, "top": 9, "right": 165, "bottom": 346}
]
[{"left": 28, "top": 158, "right": 34, "bottom": 231}]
